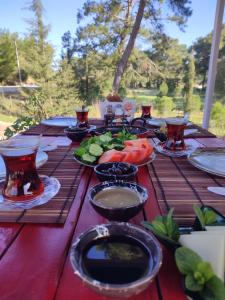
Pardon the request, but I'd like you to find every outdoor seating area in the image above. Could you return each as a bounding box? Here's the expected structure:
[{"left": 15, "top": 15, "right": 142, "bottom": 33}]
[
  {"left": 0, "top": 111, "right": 225, "bottom": 299},
  {"left": 2, "top": 0, "right": 225, "bottom": 299}
]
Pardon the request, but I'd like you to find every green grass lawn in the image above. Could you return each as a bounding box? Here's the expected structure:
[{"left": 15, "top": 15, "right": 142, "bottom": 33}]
[
  {"left": 0, "top": 114, "right": 17, "bottom": 123},
  {"left": 0, "top": 89, "right": 224, "bottom": 137}
]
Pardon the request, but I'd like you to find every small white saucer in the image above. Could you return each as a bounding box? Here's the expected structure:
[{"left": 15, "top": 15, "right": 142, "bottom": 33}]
[
  {"left": 155, "top": 142, "right": 196, "bottom": 157},
  {"left": 0, "top": 175, "right": 60, "bottom": 210}
]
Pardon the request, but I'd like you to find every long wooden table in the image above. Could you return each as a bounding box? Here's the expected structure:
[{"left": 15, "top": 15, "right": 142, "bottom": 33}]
[{"left": 0, "top": 122, "right": 225, "bottom": 300}]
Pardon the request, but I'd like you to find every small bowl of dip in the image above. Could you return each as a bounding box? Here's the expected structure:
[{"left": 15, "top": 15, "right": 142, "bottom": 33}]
[
  {"left": 70, "top": 222, "right": 162, "bottom": 298},
  {"left": 89, "top": 181, "right": 148, "bottom": 221}
]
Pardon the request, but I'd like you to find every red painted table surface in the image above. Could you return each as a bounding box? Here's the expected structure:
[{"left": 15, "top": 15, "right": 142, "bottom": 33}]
[{"left": 0, "top": 127, "right": 224, "bottom": 300}]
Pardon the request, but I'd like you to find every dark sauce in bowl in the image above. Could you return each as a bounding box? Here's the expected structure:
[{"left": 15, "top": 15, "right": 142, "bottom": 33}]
[{"left": 81, "top": 235, "right": 150, "bottom": 284}]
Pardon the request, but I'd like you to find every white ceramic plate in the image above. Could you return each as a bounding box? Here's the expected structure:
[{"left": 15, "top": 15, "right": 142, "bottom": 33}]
[
  {"left": 148, "top": 118, "right": 192, "bottom": 128},
  {"left": 41, "top": 117, "right": 77, "bottom": 127},
  {"left": 0, "top": 151, "right": 48, "bottom": 178},
  {"left": 73, "top": 151, "right": 156, "bottom": 168},
  {"left": 188, "top": 148, "right": 225, "bottom": 177},
  {"left": 148, "top": 118, "right": 166, "bottom": 127}
]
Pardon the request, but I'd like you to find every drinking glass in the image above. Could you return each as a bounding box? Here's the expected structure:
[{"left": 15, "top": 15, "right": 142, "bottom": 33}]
[
  {"left": 0, "top": 136, "right": 44, "bottom": 201},
  {"left": 76, "top": 108, "right": 89, "bottom": 128},
  {"left": 164, "top": 118, "right": 187, "bottom": 151},
  {"left": 141, "top": 105, "right": 151, "bottom": 119}
]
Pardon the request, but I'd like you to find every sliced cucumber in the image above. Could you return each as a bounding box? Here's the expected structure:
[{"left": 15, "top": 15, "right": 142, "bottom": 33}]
[
  {"left": 82, "top": 153, "right": 97, "bottom": 163},
  {"left": 89, "top": 143, "right": 103, "bottom": 157}
]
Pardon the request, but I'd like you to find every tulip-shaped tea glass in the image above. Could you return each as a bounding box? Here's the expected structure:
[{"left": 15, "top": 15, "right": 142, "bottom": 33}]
[
  {"left": 141, "top": 104, "right": 152, "bottom": 119},
  {"left": 164, "top": 118, "right": 187, "bottom": 151},
  {"left": 76, "top": 107, "right": 89, "bottom": 128},
  {"left": 0, "top": 137, "right": 44, "bottom": 201}
]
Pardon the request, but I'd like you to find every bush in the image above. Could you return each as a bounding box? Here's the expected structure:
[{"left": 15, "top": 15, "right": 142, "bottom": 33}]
[
  {"left": 211, "top": 101, "right": 225, "bottom": 127},
  {"left": 159, "top": 82, "right": 168, "bottom": 97},
  {"left": 153, "top": 96, "right": 175, "bottom": 115},
  {"left": 190, "top": 95, "right": 202, "bottom": 112}
]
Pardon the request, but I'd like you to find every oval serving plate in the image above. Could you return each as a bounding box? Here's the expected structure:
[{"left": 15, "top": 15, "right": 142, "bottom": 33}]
[
  {"left": 41, "top": 117, "right": 77, "bottom": 127},
  {"left": 73, "top": 151, "right": 156, "bottom": 168},
  {"left": 188, "top": 148, "right": 225, "bottom": 178},
  {"left": 0, "top": 151, "right": 48, "bottom": 178}
]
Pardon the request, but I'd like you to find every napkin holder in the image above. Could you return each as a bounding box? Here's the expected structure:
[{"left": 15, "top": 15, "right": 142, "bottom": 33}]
[{"left": 98, "top": 99, "right": 136, "bottom": 126}]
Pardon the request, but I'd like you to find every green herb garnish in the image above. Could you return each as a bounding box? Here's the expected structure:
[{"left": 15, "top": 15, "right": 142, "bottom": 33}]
[
  {"left": 175, "top": 247, "right": 225, "bottom": 300},
  {"left": 142, "top": 208, "right": 180, "bottom": 242},
  {"left": 193, "top": 205, "right": 218, "bottom": 228}
]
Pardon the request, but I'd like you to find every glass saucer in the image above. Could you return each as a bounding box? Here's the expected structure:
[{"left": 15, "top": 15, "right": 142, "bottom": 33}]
[
  {"left": 0, "top": 175, "right": 60, "bottom": 210},
  {"left": 155, "top": 142, "right": 196, "bottom": 157}
]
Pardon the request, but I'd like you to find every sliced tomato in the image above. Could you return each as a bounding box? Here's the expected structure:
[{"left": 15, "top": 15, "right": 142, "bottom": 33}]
[
  {"left": 121, "top": 150, "right": 136, "bottom": 164},
  {"left": 122, "top": 146, "right": 148, "bottom": 164},
  {"left": 124, "top": 138, "right": 153, "bottom": 156},
  {"left": 98, "top": 149, "right": 125, "bottom": 164}
]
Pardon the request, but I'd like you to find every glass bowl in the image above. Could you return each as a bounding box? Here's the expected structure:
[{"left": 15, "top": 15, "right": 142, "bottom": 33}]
[
  {"left": 70, "top": 222, "right": 162, "bottom": 298},
  {"left": 94, "top": 162, "right": 138, "bottom": 181},
  {"left": 89, "top": 181, "right": 148, "bottom": 221},
  {"left": 64, "top": 126, "right": 89, "bottom": 142}
]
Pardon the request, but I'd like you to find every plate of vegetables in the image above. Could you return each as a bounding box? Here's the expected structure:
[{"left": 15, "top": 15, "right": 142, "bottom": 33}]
[{"left": 73, "top": 130, "right": 155, "bottom": 167}]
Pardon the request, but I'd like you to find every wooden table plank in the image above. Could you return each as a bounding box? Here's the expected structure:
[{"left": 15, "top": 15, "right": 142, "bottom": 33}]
[
  {"left": 0, "top": 120, "right": 223, "bottom": 300},
  {"left": 0, "top": 224, "right": 23, "bottom": 258},
  {"left": 138, "top": 166, "right": 188, "bottom": 300},
  {"left": 0, "top": 167, "right": 92, "bottom": 300},
  {"left": 55, "top": 173, "right": 160, "bottom": 300}
]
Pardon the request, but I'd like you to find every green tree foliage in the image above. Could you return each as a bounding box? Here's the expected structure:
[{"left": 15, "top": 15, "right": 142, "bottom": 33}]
[
  {"left": 24, "top": 0, "right": 54, "bottom": 82},
  {"left": 211, "top": 101, "right": 225, "bottom": 127},
  {"left": 183, "top": 53, "right": 195, "bottom": 113},
  {"left": 159, "top": 81, "right": 168, "bottom": 97},
  {"left": 215, "top": 57, "right": 225, "bottom": 100},
  {"left": 0, "top": 30, "right": 17, "bottom": 83},
  {"left": 53, "top": 59, "right": 81, "bottom": 113},
  {"left": 192, "top": 25, "right": 225, "bottom": 89},
  {"left": 147, "top": 34, "right": 188, "bottom": 93},
  {"left": 63, "top": 0, "right": 192, "bottom": 93}
]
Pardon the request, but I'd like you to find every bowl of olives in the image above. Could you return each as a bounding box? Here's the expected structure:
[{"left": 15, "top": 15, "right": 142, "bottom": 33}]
[{"left": 94, "top": 162, "right": 138, "bottom": 181}]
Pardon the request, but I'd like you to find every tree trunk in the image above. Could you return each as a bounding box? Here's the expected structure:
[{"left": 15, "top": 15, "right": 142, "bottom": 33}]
[
  {"left": 117, "top": 0, "right": 133, "bottom": 56},
  {"left": 112, "top": 0, "right": 146, "bottom": 93}
]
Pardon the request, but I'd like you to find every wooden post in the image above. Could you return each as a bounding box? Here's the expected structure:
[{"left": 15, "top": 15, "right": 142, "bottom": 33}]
[{"left": 202, "top": 0, "right": 225, "bottom": 129}]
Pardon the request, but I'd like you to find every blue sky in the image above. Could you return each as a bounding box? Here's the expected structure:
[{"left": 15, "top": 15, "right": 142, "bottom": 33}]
[{"left": 0, "top": 0, "right": 222, "bottom": 58}]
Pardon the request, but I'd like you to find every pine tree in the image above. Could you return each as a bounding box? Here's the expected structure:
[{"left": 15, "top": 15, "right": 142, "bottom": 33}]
[{"left": 183, "top": 53, "right": 195, "bottom": 113}]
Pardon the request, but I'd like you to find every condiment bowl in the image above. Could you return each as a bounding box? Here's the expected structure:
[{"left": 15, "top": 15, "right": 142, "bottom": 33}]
[
  {"left": 89, "top": 181, "right": 148, "bottom": 221},
  {"left": 154, "top": 129, "right": 167, "bottom": 142},
  {"left": 94, "top": 162, "right": 138, "bottom": 181},
  {"left": 64, "top": 126, "right": 89, "bottom": 142},
  {"left": 70, "top": 222, "right": 162, "bottom": 298}
]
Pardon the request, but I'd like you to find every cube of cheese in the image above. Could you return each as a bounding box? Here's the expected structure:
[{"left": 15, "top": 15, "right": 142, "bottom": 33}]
[{"left": 179, "top": 233, "right": 224, "bottom": 281}]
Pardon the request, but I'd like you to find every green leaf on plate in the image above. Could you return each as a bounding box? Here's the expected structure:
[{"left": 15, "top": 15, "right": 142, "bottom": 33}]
[
  {"left": 185, "top": 273, "right": 204, "bottom": 291},
  {"left": 196, "top": 261, "right": 214, "bottom": 282},
  {"left": 199, "top": 275, "right": 225, "bottom": 300},
  {"left": 204, "top": 209, "right": 218, "bottom": 225},
  {"left": 193, "top": 205, "right": 205, "bottom": 228},
  {"left": 175, "top": 247, "right": 202, "bottom": 275}
]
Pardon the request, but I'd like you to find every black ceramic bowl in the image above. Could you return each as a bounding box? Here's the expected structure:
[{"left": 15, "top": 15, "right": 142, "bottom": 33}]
[
  {"left": 64, "top": 126, "right": 88, "bottom": 142},
  {"left": 154, "top": 129, "right": 167, "bottom": 142},
  {"left": 89, "top": 181, "right": 148, "bottom": 221},
  {"left": 91, "top": 125, "right": 148, "bottom": 138},
  {"left": 94, "top": 162, "right": 138, "bottom": 181},
  {"left": 70, "top": 222, "right": 162, "bottom": 298}
]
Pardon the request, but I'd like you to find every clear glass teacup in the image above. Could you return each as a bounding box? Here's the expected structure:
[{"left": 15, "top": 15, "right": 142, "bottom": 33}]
[
  {"left": 0, "top": 136, "right": 44, "bottom": 201},
  {"left": 76, "top": 107, "right": 89, "bottom": 128},
  {"left": 163, "top": 118, "right": 187, "bottom": 151}
]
